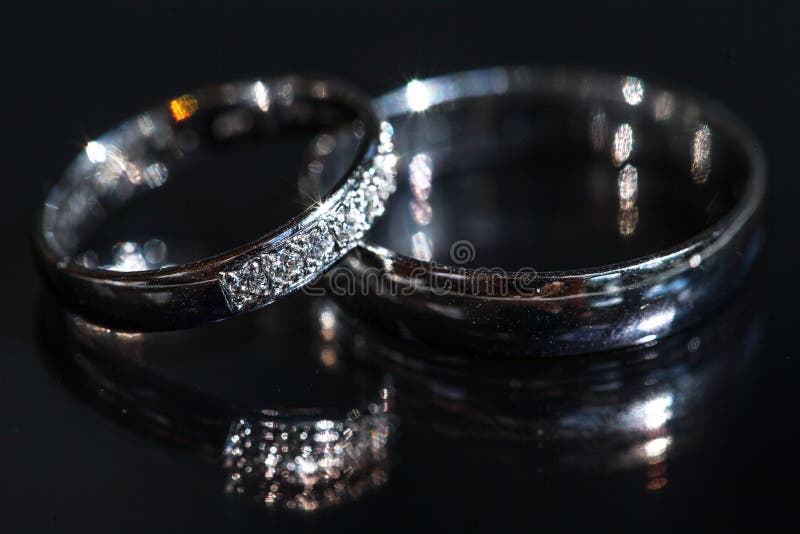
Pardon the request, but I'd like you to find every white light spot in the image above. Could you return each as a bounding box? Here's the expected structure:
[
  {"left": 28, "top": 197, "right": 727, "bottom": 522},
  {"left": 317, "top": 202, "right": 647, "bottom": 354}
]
[
  {"left": 319, "top": 308, "right": 336, "bottom": 341},
  {"left": 621, "top": 393, "right": 674, "bottom": 431},
  {"left": 253, "top": 81, "right": 270, "bottom": 112},
  {"left": 85, "top": 141, "right": 107, "bottom": 163},
  {"left": 409, "top": 153, "right": 433, "bottom": 200},
  {"left": 640, "top": 394, "right": 674, "bottom": 430},
  {"left": 315, "top": 420, "right": 335, "bottom": 430},
  {"left": 411, "top": 231, "right": 433, "bottom": 261},
  {"left": 622, "top": 76, "right": 644, "bottom": 105},
  {"left": 107, "top": 241, "right": 148, "bottom": 272},
  {"left": 612, "top": 123, "right": 634, "bottom": 166},
  {"left": 637, "top": 306, "right": 676, "bottom": 333},
  {"left": 691, "top": 124, "right": 712, "bottom": 184},
  {"left": 690, "top": 254, "right": 702, "bottom": 268},
  {"left": 383, "top": 153, "right": 398, "bottom": 173},
  {"left": 643, "top": 436, "right": 672, "bottom": 459},
  {"left": 406, "top": 79, "right": 431, "bottom": 112},
  {"left": 618, "top": 163, "right": 638, "bottom": 203}
]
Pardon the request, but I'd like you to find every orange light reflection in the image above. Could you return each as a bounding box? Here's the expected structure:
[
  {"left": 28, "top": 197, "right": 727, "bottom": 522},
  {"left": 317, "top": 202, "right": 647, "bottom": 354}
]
[{"left": 169, "top": 94, "right": 198, "bottom": 122}]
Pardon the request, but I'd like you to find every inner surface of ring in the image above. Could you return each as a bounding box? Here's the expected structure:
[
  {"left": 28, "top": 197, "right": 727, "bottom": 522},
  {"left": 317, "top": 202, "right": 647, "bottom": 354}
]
[
  {"left": 42, "top": 80, "right": 367, "bottom": 271},
  {"left": 323, "top": 75, "right": 752, "bottom": 272}
]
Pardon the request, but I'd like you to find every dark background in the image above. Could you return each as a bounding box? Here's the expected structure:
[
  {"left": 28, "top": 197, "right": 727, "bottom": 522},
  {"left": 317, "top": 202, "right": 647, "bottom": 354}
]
[{"left": 1, "top": 1, "right": 797, "bottom": 532}]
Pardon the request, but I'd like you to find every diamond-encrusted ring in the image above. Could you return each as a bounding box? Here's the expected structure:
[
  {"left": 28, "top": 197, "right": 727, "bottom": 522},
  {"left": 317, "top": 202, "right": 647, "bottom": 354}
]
[{"left": 35, "top": 76, "right": 397, "bottom": 330}]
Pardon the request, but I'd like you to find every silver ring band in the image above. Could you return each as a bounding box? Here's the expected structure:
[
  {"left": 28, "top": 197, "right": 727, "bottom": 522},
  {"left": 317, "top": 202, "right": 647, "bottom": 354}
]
[
  {"left": 35, "top": 76, "right": 397, "bottom": 330},
  {"left": 336, "top": 66, "right": 766, "bottom": 356}
]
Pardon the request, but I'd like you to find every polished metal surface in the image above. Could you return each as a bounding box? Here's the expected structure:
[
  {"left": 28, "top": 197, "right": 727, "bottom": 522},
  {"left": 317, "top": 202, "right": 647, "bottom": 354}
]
[
  {"left": 319, "top": 67, "right": 766, "bottom": 356},
  {"left": 35, "top": 77, "right": 396, "bottom": 330}
]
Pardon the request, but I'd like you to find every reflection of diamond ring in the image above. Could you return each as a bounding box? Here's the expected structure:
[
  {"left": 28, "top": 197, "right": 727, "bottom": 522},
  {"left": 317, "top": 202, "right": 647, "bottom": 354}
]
[
  {"left": 40, "top": 301, "right": 395, "bottom": 512},
  {"left": 35, "top": 77, "right": 397, "bottom": 330}
]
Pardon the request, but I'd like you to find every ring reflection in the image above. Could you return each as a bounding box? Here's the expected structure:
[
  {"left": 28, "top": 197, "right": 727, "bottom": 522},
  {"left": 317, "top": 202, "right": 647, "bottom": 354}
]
[{"left": 39, "top": 295, "right": 395, "bottom": 512}]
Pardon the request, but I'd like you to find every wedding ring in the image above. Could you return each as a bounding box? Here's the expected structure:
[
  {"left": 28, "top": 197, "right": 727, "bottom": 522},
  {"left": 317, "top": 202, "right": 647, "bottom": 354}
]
[
  {"left": 329, "top": 66, "right": 766, "bottom": 356},
  {"left": 35, "top": 77, "right": 397, "bottom": 330}
]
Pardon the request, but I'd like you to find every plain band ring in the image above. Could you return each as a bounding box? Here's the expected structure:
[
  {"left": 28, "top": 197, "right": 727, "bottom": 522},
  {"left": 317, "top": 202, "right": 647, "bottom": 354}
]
[
  {"left": 340, "top": 66, "right": 766, "bottom": 357},
  {"left": 35, "top": 76, "right": 397, "bottom": 330}
]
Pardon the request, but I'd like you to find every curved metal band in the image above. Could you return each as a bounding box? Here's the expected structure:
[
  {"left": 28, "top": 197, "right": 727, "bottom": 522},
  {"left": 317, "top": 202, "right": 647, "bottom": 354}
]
[
  {"left": 341, "top": 66, "right": 767, "bottom": 356},
  {"left": 35, "top": 76, "right": 397, "bottom": 330}
]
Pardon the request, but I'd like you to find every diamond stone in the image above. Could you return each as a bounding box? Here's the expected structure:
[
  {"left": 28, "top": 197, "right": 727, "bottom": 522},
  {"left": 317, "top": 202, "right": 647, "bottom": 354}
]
[
  {"left": 218, "top": 120, "right": 397, "bottom": 312},
  {"left": 366, "top": 189, "right": 385, "bottom": 222},
  {"left": 328, "top": 192, "right": 366, "bottom": 248},
  {"left": 220, "top": 272, "right": 252, "bottom": 310},
  {"left": 306, "top": 223, "right": 336, "bottom": 266},
  {"left": 271, "top": 246, "right": 305, "bottom": 291},
  {"left": 219, "top": 256, "right": 275, "bottom": 310}
]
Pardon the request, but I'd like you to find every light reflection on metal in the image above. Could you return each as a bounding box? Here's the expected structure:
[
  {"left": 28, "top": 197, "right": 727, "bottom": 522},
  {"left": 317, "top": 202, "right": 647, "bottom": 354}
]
[
  {"left": 142, "top": 162, "right": 168, "bottom": 188},
  {"left": 319, "top": 347, "right": 338, "bottom": 367},
  {"left": 314, "top": 133, "right": 336, "bottom": 156},
  {"left": 409, "top": 199, "right": 433, "bottom": 226},
  {"left": 85, "top": 140, "right": 107, "bottom": 163},
  {"left": 318, "top": 306, "right": 337, "bottom": 342},
  {"left": 101, "top": 239, "right": 169, "bottom": 272},
  {"left": 405, "top": 79, "right": 432, "bottom": 112},
  {"left": 617, "top": 164, "right": 639, "bottom": 236},
  {"left": 642, "top": 436, "right": 672, "bottom": 461},
  {"left": 409, "top": 153, "right": 433, "bottom": 200},
  {"left": 70, "top": 314, "right": 144, "bottom": 344},
  {"left": 411, "top": 231, "right": 433, "bottom": 262},
  {"left": 691, "top": 123, "right": 712, "bottom": 184},
  {"left": 137, "top": 114, "right": 156, "bottom": 137},
  {"left": 637, "top": 306, "right": 677, "bottom": 334},
  {"left": 311, "top": 81, "right": 329, "bottom": 100},
  {"left": 108, "top": 241, "right": 148, "bottom": 272},
  {"left": 617, "top": 163, "right": 638, "bottom": 207},
  {"left": 380, "top": 153, "right": 398, "bottom": 176},
  {"left": 142, "top": 238, "right": 167, "bottom": 265},
  {"left": 647, "top": 470, "right": 669, "bottom": 491},
  {"left": 169, "top": 94, "right": 198, "bottom": 122},
  {"left": 621, "top": 393, "right": 674, "bottom": 431},
  {"left": 612, "top": 123, "right": 634, "bottom": 166},
  {"left": 90, "top": 143, "right": 167, "bottom": 189},
  {"left": 614, "top": 210, "right": 637, "bottom": 235},
  {"left": 622, "top": 76, "right": 644, "bottom": 105}
]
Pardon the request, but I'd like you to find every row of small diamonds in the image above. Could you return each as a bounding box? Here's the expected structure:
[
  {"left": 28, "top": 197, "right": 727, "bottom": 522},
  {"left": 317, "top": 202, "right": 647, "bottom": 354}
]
[
  {"left": 220, "top": 122, "right": 396, "bottom": 311},
  {"left": 223, "top": 411, "right": 392, "bottom": 510}
]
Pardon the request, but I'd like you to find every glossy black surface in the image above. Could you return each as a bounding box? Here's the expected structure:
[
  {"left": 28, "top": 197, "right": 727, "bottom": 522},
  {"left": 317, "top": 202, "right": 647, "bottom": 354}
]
[{"left": 2, "top": 1, "right": 798, "bottom": 531}]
